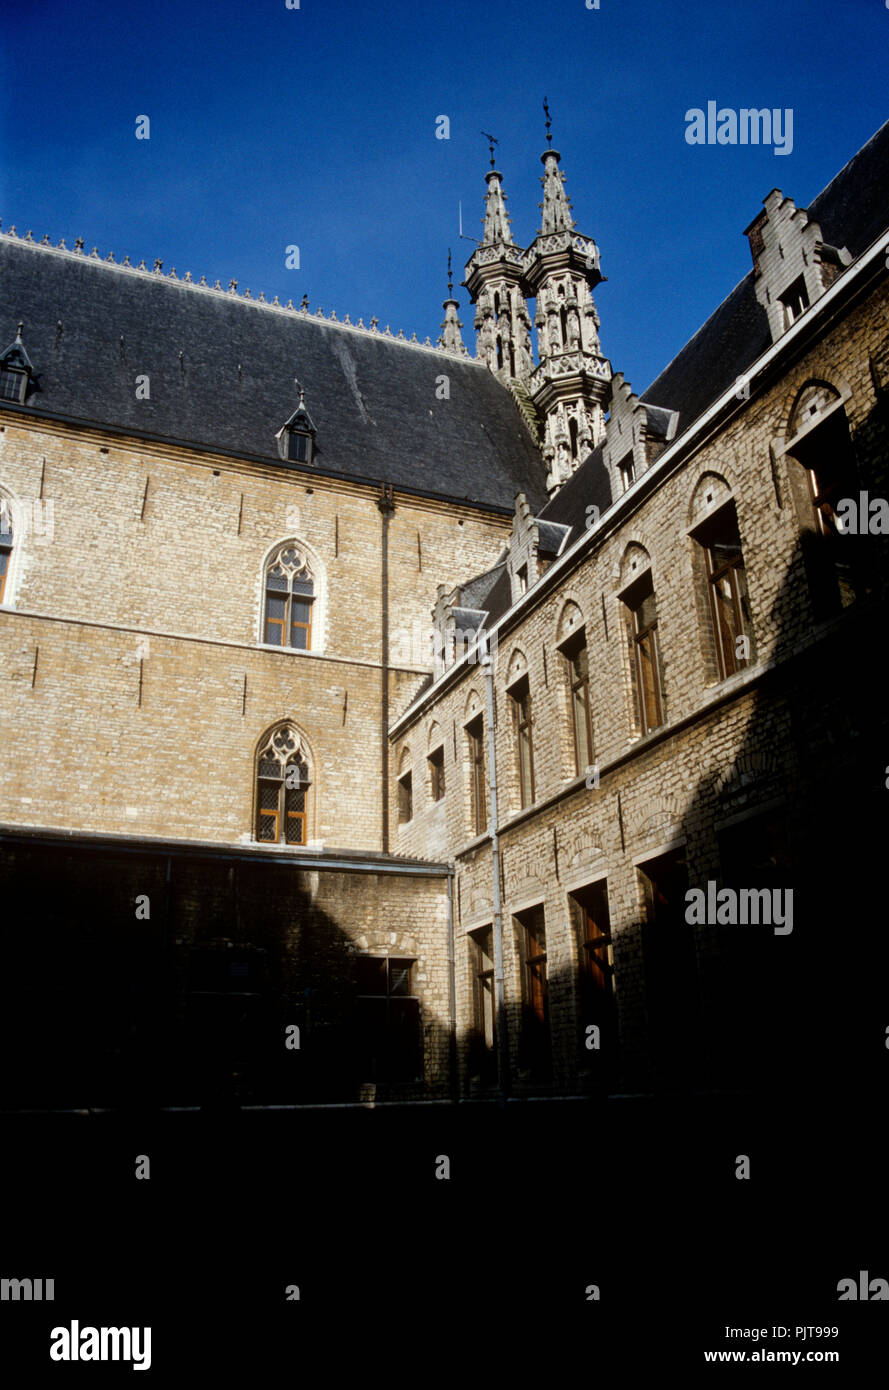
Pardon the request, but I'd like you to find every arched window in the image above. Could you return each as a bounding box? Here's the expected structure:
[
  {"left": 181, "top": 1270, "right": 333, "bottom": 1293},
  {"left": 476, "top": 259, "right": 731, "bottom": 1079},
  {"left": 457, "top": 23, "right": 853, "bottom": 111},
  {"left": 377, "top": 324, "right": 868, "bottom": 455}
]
[
  {"left": 783, "top": 381, "right": 861, "bottom": 615},
  {"left": 255, "top": 724, "right": 312, "bottom": 845},
  {"left": 618, "top": 547, "right": 664, "bottom": 736},
  {"left": 263, "top": 543, "right": 315, "bottom": 649},
  {"left": 0, "top": 496, "right": 13, "bottom": 603}
]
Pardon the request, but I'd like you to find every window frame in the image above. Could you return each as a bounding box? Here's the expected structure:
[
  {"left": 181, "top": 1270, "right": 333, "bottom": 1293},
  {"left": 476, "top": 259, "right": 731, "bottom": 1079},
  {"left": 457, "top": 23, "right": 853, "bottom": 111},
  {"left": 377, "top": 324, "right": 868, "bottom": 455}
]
[
  {"left": 466, "top": 714, "right": 487, "bottom": 836},
  {"left": 428, "top": 745, "right": 445, "bottom": 802},
  {"left": 397, "top": 769, "right": 413, "bottom": 824},
  {"left": 560, "top": 628, "right": 594, "bottom": 775},
  {"left": 262, "top": 543, "right": 316, "bottom": 652},
  {"left": 623, "top": 570, "right": 664, "bottom": 736},
  {"left": 254, "top": 728, "right": 311, "bottom": 847},
  {"left": 694, "top": 501, "right": 754, "bottom": 682},
  {"left": 508, "top": 674, "right": 535, "bottom": 807}
]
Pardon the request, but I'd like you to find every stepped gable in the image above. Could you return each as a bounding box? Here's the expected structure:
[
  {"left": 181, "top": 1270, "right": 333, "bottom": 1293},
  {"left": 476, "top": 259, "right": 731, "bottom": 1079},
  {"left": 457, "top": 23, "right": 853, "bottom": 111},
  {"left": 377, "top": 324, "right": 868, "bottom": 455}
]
[{"left": 642, "top": 118, "right": 889, "bottom": 428}]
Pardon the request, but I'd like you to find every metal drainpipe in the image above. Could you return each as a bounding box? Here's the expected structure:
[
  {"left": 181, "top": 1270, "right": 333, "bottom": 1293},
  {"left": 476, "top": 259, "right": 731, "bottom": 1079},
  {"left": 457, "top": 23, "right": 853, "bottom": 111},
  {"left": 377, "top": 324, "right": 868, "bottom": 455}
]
[
  {"left": 377, "top": 483, "right": 395, "bottom": 854},
  {"left": 481, "top": 631, "right": 509, "bottom": 1099},
  {"left": 446, "top": 862, "right": 457, "bottom": 1098}
]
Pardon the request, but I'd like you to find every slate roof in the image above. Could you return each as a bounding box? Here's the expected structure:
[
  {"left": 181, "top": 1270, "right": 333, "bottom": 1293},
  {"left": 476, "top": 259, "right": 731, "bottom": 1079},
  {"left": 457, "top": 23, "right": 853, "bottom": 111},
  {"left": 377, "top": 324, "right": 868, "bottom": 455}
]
[
  {"left": 0, "top": 239, "right": 548, "bottom": 513},
  {"left": 538, "top": 442, "right": 611, "bottom": 535}
]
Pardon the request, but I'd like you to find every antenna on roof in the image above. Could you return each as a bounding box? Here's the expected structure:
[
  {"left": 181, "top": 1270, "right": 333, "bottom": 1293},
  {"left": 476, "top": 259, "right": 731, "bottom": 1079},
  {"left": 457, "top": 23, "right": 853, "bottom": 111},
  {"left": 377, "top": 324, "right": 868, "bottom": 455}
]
[{"left": 458, "top": 201, "right": 479, "bottom": 245}]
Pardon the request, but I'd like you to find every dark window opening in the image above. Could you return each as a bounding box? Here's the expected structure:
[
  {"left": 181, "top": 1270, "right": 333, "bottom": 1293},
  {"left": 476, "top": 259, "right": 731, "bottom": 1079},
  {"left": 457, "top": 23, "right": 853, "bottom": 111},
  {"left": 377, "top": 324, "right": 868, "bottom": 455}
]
[
  {"left": 397, "top": 770, "right": 413, "bottom": 824},
  {"left": 0, "top": 368, "right": 27, "bottom": 404},
  {"left": 515, "top": 906, "right": 551, "bottom": 1083},
  {"left": 637, "top": 848, "right": 699, "bottom": 1088},
  {"left": 468, "top": 925, "right": 497, "bottom": 1087},
  {"left": 466, "top": 715, "right": 486, "bottom": 835},
  {"left": 428, "top": 746, "right": 445, "bottom": 802},
  {"left": 617, "top": 452, "right": 635, "bottom": 493},
  {"left": 780, "top": 275, "right": 809, "bottom": 328},
  {"left": 694, "top": 501, "right": 755, "bottom": 679},
  {"left": 789, "top": 408, "right": 862, "bottom": 616},
  {"left": 287, "top": 430, "right": 311, "bottom": 464},
  {"left": 570, "top": 880, "right": 616, "bottom": 1080},
  {"left": 354, "top": 956, "right": 421, "bottom": 1083}
]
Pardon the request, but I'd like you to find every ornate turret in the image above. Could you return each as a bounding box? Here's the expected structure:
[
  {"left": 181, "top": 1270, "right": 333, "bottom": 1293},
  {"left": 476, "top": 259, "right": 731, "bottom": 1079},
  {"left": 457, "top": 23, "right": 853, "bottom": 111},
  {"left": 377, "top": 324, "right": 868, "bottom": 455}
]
[
  {"left": 437, "top": 250, "right": 468, "bottom": 355},
  {"left": 463, "top": 134, "right": 534, "bottom": 384},
  {"left": 521, "top": 101, "right": 611, "bottom": 493}
]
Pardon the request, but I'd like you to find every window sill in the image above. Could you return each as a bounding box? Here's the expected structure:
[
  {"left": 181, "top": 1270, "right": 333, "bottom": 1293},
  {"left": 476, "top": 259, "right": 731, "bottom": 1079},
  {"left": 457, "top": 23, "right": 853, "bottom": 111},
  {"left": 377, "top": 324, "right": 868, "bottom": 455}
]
[{"left": 257, "top": 642, "right": 321, "bottom": 657}]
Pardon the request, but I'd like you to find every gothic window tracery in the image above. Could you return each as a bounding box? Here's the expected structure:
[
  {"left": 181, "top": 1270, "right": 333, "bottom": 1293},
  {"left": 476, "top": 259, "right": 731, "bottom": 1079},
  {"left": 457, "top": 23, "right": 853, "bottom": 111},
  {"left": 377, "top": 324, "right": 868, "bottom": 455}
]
[
  {"left": 255, "top": 724, "right": 311, "bottom": 845},
  {"left": 0, "top": 496, "right": 13, "bottom": 603},
  {"left": 264, "top": 543, "right": 314, "bottom": 649}
]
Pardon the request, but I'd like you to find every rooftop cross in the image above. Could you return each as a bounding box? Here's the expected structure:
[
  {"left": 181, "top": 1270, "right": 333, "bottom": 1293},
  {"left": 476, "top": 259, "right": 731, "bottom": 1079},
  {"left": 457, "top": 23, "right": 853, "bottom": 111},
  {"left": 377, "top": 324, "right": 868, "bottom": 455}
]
[{"left": 481, "top": 130, "right": 498, "bottom": 169}]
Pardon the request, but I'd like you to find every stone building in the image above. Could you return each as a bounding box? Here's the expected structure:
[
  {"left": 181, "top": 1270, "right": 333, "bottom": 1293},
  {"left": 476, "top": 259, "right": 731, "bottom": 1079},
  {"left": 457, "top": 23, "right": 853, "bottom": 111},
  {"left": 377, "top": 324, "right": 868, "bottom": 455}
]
[{"left": 1, "top": 118, "right": 887, "bottom": 1107}]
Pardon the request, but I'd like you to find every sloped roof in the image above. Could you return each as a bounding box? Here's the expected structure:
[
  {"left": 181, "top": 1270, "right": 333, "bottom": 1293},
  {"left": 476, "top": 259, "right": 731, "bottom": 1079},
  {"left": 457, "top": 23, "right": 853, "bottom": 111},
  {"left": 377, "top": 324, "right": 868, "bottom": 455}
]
[
  {"left": 538, "top": 442, "right": 611, "bottom": 534},
  {"left": 0, "top": 239, "right": 548, "bottom": 512}
]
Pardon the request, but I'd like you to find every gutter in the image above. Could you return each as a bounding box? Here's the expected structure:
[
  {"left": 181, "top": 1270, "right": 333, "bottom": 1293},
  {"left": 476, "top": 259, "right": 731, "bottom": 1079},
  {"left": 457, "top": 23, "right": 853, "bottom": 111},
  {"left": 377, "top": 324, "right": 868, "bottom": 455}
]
[
  {"left": 0, "top": 823, "right": 450, "bottom": 876},
  {"left": 390, "top": 226, "right": 889, "bottom": 737}
]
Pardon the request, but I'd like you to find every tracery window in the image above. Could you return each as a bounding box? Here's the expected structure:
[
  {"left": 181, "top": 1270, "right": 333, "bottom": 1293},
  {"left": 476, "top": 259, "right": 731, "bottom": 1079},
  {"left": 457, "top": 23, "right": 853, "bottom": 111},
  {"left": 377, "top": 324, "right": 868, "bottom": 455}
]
[
  {"left": 0, "top": 500, "right": 12, "bottom": 603},
  {"left": 264, "top": 544, "right": 314, "bottom": 649},
  {"left": 255, "top": 724, "right": 311, "bottom": 845}
]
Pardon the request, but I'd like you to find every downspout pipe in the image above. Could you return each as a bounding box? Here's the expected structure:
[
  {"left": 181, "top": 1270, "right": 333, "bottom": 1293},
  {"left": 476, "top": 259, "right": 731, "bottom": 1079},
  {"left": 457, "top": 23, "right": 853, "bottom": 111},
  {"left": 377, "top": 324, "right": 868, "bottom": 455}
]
[
  {"left": 446, "top": 862, "right": 457, "bottom": 1098},
  {"left": 377, "top": 483, "right": 396, "bottom": 854},
  {"left": 481, "top": 631, "right": 509, "bottom": 1099}
]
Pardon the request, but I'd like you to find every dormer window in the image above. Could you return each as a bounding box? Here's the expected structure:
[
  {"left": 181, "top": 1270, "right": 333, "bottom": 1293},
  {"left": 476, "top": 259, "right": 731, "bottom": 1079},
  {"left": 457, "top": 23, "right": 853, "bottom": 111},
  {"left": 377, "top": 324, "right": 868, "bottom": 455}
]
[
  {"left": 780, "top": 276, "right": 809, "bottom": 329},
  {"left": 617, "top": 452, "right": 635, "bottom": 493},
  {"left": 0, "top": 324, "right": 33, "bottom": 406},
  {"left": 276, "top": 379, "right": 316, "bottom": 466}
]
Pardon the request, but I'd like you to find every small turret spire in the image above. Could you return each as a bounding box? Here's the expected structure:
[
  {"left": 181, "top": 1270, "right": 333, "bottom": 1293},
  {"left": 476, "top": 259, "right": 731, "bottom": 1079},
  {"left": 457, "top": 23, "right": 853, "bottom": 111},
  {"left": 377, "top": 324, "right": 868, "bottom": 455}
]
[{"left": 438, "top": 249, "right": 466, "bottom": 354}]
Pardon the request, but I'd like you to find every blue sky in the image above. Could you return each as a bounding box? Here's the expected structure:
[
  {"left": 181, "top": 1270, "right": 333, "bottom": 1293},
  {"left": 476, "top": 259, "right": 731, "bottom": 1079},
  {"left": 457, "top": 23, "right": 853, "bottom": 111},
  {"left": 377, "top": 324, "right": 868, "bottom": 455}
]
[{"left": 2, "top": 0, "right": 886, "bottom": 393}]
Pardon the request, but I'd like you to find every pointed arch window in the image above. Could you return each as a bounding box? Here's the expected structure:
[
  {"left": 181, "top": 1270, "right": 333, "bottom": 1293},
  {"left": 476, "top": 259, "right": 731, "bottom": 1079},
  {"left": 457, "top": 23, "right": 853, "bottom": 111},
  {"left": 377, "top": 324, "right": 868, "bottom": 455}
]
[
  {"left": 255, "top": 725, "right": 311, "bottom": 845},
  {"left": 0, "top": 499, "right": 12, "bottom": 603},
  {"left": 264, "top": 544, "right": 314, "bottom": 649}
]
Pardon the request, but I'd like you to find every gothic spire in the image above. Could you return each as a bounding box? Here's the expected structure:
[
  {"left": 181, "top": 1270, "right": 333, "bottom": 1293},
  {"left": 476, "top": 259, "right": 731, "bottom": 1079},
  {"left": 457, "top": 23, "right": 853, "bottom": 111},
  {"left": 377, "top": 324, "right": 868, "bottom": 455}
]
[
  {"left": 438, "top": 250, "right": 466, "bottom": 354},
  {"left": 538, "top": 102, "right": 575, "bottom": 235}
]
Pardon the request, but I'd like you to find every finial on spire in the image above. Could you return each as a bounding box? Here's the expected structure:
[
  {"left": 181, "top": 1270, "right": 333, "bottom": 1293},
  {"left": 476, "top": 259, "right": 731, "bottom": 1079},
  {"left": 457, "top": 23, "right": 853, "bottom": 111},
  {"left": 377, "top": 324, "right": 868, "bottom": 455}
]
[
  {"left": 481, "top": 130, "right": 498, "bottom": 169},
  {"left": 294, "top": 376, "right": 306, "bottom": 408},
  {"left": 447, "top": 248, "right": 453, "bottom": 298},
  {"left": 543, "top": 97, "right": 553, "bottom": 147}
]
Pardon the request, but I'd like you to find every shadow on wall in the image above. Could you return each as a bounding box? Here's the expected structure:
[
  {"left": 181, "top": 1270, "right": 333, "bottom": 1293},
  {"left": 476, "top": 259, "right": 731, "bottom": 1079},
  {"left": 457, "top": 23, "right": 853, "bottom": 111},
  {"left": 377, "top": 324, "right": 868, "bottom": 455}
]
[
  {"left": 0, "top": 849, "right": 453, "bottom": 1109},
  {"left": 450, "top": 388, "right": 889, "bottom": 1102},
  {"left": 613, "top": 385, "right": 889, "bottom": 1099}
]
